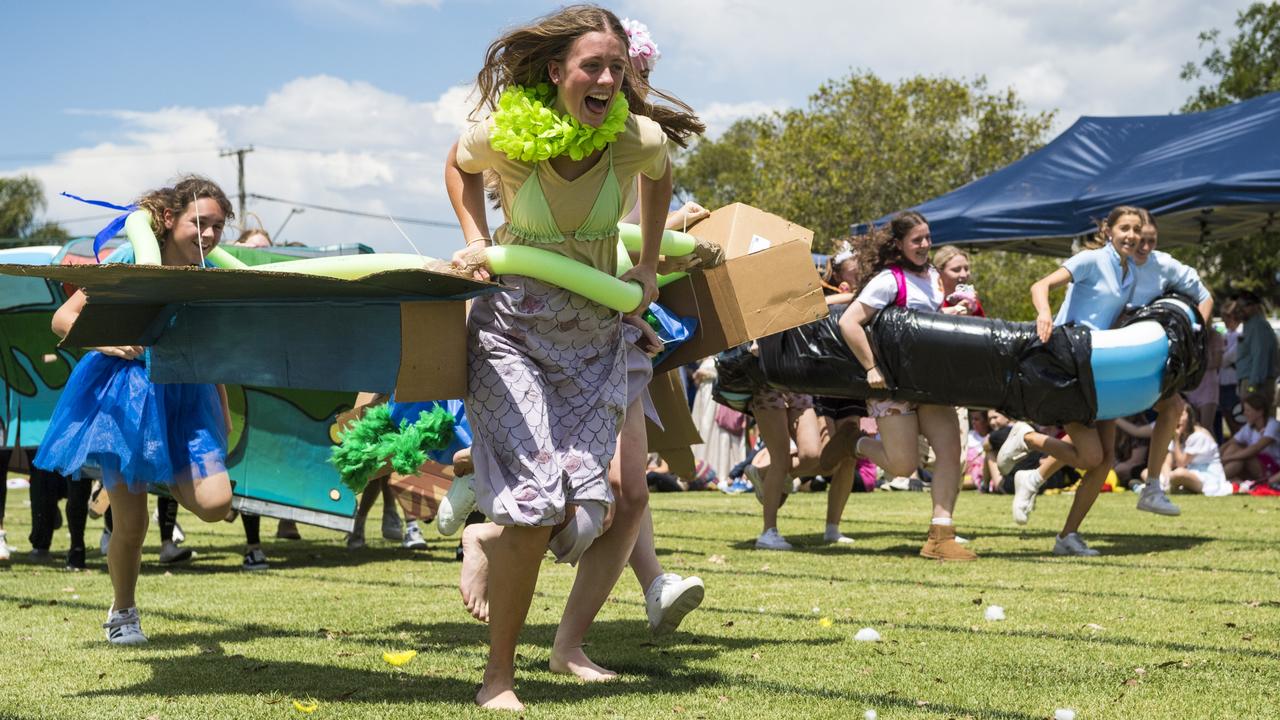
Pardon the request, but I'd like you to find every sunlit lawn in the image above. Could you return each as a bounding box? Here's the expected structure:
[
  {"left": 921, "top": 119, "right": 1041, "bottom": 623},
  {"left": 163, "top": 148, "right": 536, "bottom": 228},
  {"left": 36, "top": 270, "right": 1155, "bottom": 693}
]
[{"left": 2, "top": 484, "right": 1278, "bottom": 719}]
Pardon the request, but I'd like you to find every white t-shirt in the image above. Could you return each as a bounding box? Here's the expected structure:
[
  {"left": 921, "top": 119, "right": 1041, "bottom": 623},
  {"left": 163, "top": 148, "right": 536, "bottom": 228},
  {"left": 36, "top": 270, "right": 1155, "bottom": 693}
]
[
  {"left": 1170, "top": 429, "right": 1231, "bottom": 496},
  {"left": 1234, "top": 418, "right": 1280, "bottom": 464},
  {"left": 856, "top": 267, "right": 943, "bottom": 312}
]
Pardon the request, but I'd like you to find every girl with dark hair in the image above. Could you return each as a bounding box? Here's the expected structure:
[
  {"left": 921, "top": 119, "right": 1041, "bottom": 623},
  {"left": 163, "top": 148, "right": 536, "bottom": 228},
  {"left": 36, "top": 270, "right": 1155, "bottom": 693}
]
[{"left": 836, "top": 211, "right": 976, "bottom": 561}]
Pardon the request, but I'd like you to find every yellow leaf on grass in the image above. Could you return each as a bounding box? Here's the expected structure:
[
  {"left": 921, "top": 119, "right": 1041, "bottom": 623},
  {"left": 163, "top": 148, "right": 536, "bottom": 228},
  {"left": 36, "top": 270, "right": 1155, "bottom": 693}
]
[
  {"left": 819, "top": 617, "right": 834, "bottom": 628},
  {"left": 292, "top": 700, "right": 318, "bottom": 713},
  {"left": 383, "top": 650, "right": 418, "bottom": 667}
]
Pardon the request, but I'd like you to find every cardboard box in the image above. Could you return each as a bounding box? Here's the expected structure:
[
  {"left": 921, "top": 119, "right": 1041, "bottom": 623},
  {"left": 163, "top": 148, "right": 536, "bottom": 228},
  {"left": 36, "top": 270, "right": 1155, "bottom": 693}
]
[{"left": 654, "top": 205, "right": 827, "bottom": 373}]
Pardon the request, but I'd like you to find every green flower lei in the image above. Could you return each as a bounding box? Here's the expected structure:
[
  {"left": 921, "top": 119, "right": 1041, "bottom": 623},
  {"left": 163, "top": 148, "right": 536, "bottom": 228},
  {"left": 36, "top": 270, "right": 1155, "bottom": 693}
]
[{"left": 490, "top": 83, "right": 629, "bottom": 163}]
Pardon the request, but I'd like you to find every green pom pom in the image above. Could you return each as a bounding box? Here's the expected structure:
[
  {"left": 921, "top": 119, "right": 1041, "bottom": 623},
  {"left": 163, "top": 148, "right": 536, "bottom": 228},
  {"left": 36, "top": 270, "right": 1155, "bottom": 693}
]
[
  {"left": 387, "top": 406, "right": 455, "bottom": 476},
  {"left": 329, "top": 404, "right": 397, "bottom": 494}
]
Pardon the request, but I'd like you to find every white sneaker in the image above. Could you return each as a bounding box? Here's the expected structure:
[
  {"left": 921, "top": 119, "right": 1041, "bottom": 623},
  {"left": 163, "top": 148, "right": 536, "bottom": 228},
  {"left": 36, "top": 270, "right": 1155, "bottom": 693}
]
[
  {"left": 104, "top": 606, "right": 147, "bottom": 645},
  {"left": 823, "top": 528, "right": 855, "bottom": 545},
  {"left": 746, "top": 464, "right": 765, "bottom": 504},
  {"left": 402, "top": 520, "right": 428, "bottom": 549},
  {"left": 158, "top": 540, "right": 192, "bottom": 564},
  {"left": 1011, "top": 469, "right": 1041, "bottom": 525},
  {"left": 436, "top": 473, "right": 476, "bottom": 536},
  {"left": 1137, "top": 486, "right": 1181, "bottom": 516},
  {"left": 1053, "top": 532, "right": 1100, "bottom": 557},
  {"left": 754, "top": 527, "right": 793, "bottom": 551},
  {"left": 172, "top": 522, "right": 185, "bottom": 545},
  {"left": 645, "top": 573, "right": 705, "bottom": 636},
  {"left": 886, "top": 476, "right": 912, "bottom": 491},
  {"left": 381, "top": 511, "right": 403, "bottom": 541},
  {"left": 99, "top": 529, "right": 111, "bottom": 556},
  {"left": 996, "top": 422, "right": 1034, "bottom": 476}
]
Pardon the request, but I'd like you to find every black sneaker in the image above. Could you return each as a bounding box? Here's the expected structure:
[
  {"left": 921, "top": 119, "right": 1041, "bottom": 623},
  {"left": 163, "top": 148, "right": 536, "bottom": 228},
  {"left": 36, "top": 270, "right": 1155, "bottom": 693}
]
[{"left": 65, "top": 546, "right": 87, "bottom": 571}]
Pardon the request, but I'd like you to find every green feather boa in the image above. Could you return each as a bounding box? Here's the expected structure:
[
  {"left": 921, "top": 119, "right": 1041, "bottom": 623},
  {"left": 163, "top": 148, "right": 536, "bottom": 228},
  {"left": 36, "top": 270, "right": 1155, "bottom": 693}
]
[
  {"left": 490, "top": 83, "right": 629, "bottom": 162},
  {"left": 329, "top": 404, "right": 455, "bottom": 493}
]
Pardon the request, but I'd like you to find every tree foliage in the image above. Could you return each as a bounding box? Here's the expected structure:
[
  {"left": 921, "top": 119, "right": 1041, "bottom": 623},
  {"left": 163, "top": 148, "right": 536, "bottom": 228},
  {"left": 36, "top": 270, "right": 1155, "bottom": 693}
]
[
  {"left": 677, "top": 72, "right": 1055, "bottom": 251},
  {"left": 1178, "top": 2, "right": 1280, "bottom": 302},
  {"left": 1180, "top": 2, "right": 1280, "bottom": 112},
  {"left": 0, "top": 175, "right": 70, "bottom": 247},
  {"left": 0, "top": 175, "right": 46, "bottom": 239}
]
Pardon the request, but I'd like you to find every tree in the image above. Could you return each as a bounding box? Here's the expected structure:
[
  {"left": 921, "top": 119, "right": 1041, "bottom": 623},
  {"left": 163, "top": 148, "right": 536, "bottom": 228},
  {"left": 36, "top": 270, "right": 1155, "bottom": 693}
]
[
  {"left": 1180, "top": 2, "right": 1280, "bottom": 112},
  {"left": 676, "top": 72, "right": 1055, "bottom": 251},
  {"left": 0, "top": 175, "right": 70, "bottom": 248},
  {"left": 0, "top": 175, "right": 45, "bottom": 238},
  {"left": 1178, "top": 2, "right": 1280, "bottom": 302}
]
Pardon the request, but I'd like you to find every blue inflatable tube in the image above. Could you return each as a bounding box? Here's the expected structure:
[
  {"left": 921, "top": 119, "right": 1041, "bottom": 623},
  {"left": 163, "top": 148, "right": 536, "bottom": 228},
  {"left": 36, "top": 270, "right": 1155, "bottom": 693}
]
[{"left": 1090, "top": 297, "right": 1197, "bottom": 419}]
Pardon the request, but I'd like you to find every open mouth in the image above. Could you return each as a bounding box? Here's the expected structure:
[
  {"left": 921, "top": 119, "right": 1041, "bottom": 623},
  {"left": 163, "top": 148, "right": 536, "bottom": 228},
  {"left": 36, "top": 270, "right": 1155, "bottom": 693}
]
[{"left": 584, "top": 94, "right": 610, "bottom": 115}]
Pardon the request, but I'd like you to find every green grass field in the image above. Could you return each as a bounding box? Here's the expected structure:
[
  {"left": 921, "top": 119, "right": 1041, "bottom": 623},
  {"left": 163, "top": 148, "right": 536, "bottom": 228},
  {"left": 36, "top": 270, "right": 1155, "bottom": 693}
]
[{"left": 1, "top": 486, "right": 1278, "bottom": 719}]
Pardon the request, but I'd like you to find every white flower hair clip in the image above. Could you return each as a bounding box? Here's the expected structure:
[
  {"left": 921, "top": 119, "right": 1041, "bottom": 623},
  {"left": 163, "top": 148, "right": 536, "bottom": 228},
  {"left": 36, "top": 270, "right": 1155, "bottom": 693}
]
[{"left": 621, "top": 18, "right": 661, "bottom": 67}]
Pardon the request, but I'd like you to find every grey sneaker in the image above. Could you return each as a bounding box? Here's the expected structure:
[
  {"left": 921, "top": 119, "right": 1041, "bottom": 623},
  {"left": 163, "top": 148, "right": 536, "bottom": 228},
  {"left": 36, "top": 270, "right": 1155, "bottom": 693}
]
[
  {"left": 381, "top": 511, "right": 403, "bottom": 541},
  {"left": 402, "top": 520, "right": 428, "bottom": 549},
  {"left": 996, "top": 422, "right": 1034, "bottom": 475},
  {"left": 1011, "top": 469, "right": 1041, "bottom": 525},
  {"left": 242, "top": 548, "right": 269, "bottom": 571},
  {"left": 1136, "top": 486, "right": 1181, "bottom": 516},
  {"left": 645, "top": 573, "right": 705, "bottom": 637},
  {"left": 1053, "top": 532, "right": 1100, "bottom": 557},
  {"left": 158, "top": 540, "right": 192, "bottom": 564}
]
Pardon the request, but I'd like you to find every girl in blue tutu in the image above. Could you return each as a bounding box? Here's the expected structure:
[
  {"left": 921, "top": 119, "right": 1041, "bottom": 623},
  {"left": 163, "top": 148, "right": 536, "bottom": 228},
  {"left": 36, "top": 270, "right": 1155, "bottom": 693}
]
[{"left": 35, "top": 175, "right": 236, "bottom": 645}]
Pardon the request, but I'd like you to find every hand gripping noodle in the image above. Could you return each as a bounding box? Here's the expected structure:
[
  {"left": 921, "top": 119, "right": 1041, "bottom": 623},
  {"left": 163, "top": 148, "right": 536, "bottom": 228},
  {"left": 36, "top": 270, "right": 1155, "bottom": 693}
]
[{"left": 124, "top": 209, "right": 248, "bottom": 269}]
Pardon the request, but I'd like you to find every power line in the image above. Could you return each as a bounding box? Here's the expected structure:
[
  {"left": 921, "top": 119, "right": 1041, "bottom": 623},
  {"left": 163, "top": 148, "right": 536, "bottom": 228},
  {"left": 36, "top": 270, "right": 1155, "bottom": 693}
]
[{"left": 247, "top": 193, "right": 458, "bottom": 228}]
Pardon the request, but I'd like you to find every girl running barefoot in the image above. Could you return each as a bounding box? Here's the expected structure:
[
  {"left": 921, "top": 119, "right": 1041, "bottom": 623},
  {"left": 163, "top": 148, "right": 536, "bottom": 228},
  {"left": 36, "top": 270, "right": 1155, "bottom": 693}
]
[
  {"left": 34, "top": 176, "right": 236, "bottom": 643},
  {"left": 444, "top": 5, "right": 701, "bottom": 710},
  {"left": 836, "top": 212, "right": 975, "bottom": 561}
]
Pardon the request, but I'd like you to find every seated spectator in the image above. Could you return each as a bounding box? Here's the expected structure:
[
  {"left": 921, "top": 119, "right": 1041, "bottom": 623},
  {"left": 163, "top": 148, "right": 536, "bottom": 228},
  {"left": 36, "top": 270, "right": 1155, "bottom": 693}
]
[
  {"left": 963, "top": 409, "right": 990, "bottom": 491},
  {"left": 646, "top": 453, "right": 687, "bottom": 493},
  {"left": 1221, "top": 394, "right": 1280, "bottom": 485},
  {"left": 1162, "top": 405, "right": 1232, "bottom": 496}
]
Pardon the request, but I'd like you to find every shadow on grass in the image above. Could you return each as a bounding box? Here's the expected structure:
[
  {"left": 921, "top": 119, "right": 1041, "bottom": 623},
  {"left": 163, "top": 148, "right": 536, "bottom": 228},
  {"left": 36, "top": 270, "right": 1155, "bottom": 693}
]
[{"left": 53, "top": 610, "right": 1048, "bottom": 720}]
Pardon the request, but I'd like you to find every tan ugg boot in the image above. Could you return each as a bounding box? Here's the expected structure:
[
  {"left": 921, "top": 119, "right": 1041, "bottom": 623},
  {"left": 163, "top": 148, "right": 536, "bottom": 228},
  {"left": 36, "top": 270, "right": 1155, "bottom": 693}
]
[{"left": 920, "top": 523, "right": 977, "bottom": 561}]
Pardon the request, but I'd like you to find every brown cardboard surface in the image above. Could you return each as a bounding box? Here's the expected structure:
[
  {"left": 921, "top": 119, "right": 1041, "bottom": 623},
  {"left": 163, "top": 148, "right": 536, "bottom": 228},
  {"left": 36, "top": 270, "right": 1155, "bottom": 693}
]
[
  {"left": 655, "top": 240, "right": 827, "bottom": 372},
  {"left": 388, "top": 461, "right": 454, "bottom": 521},
  {"left": 396, "top": 301, "right": 468, "bottom": 401},
  {"left": 685, "top": 203, "right": 815, "bottom": 257},
  {"left": 645, "top": 370, "right": 702, "bottom": 451}
]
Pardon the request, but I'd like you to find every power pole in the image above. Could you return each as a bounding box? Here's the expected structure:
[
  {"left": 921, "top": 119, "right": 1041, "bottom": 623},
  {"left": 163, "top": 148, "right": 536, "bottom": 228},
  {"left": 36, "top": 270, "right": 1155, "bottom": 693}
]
[{"left": 219, "top": 146, "right": 254, "bottom": 222}]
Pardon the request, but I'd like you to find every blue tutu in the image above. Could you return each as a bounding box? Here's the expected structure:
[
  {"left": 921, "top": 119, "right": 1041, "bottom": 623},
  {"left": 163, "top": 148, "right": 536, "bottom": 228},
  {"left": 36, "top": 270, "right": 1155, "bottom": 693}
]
[
  {"left": 387, "top": 397, "right": 471, "bottom": 465},
  {"left": 33, "top": 351, "right": 228, "bottom": 493}
]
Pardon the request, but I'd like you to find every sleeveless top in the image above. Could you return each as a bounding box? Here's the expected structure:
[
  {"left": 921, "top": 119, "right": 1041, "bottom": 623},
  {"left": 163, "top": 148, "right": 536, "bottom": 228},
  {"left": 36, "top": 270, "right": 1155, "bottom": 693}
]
[{"left": 506, "top": 149, "right": 623, "bottom": 245}]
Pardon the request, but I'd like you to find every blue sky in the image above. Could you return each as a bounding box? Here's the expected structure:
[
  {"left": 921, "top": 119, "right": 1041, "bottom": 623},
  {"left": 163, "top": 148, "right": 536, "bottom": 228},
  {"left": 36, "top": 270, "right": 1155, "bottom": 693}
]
[{"left": 3, "top": 0, "right": 1246, "bottom": 255}]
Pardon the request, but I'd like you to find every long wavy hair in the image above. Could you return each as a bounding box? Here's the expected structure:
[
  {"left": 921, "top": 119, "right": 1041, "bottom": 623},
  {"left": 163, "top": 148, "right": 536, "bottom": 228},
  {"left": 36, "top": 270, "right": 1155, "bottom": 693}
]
[
  {"left": 134, "top": 175, "right": 233, "bottom": 246},
  {"left": 471, "top": 4, "right": 704, "bottom": 146},
  {"left": 852, "top": 210, "right": 928, "bottom": 289}
]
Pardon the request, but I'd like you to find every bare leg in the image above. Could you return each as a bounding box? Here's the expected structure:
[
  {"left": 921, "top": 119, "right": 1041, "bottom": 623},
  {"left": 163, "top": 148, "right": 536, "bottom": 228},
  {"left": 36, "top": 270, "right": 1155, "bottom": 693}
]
[
  {"left": 858, "top": 413, "right": 922, "bottom": 479},
  {"left": 628, "top": 507, "right": 662, "bottom": 595},
  {"left": 1143, "top": 395, "right": 1183, "bottom": 485},
  {"left": 460, "top": 522, "right": 502, "bottom": 622},
  {"left": 1168, "top": 469, "right": 1204, "bottom": 494},
  {"left": 355, "top": 476, "right": 385, "bottom": 518},
  {"left": 105, "top": 485, "right": 149, "bottom": 611},
  {"left": 918, "top": 405, "right": 962, "bottom": 520},
  {"left": 166, "top": 470, "right": 233, "bottom": 523},
  {"left": 756, "top": 406, "right": 794, "bottom": 533},
  {"left": 791, "top": 409, "right": 823, "bottom": 477},
  {"left": 1060, "top": 421, "right": 1116, "bottom": 536},
  {"left": 1025, "top": 425, "right": 1103, "bottom": 470},
  {"left": 551, "top": 398, "right": 649, "bottom": 681},
  {"left": 476, "top": 524, "right": 552, "bottom": 711},
  {"left": 825, "top": 458, "right": 855, "bottom": 526}
]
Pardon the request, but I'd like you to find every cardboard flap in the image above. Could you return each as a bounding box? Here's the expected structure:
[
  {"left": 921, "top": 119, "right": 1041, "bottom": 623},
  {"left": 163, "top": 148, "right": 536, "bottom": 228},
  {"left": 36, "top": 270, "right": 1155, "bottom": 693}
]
[{"left": 395, "top": 302, "right": 468, "bottom": 402}]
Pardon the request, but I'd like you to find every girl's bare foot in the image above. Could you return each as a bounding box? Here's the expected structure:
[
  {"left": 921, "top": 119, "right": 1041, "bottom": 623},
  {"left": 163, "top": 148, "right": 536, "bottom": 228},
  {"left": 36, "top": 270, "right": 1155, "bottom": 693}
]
[
  {"left": 475, "top": 682, "right": 524, "bottom": 711},
  {"left": 549, "top": 644, "right": 618, "bottom": 682},
  {"left": 460, "top": 522, "right": 499, "bottom": 622}
]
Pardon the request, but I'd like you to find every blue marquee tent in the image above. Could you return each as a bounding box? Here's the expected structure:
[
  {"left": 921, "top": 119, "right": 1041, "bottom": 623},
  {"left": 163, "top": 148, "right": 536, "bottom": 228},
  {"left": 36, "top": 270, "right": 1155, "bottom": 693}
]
[{"left": 855, "top": 91, "right": 1280, "bottom": 256}]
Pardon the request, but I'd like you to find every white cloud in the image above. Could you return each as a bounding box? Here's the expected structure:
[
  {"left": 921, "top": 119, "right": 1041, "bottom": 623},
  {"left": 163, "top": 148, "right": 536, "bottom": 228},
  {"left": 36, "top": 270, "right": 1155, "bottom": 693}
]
[
  {"left": 697, "top": 100, "right": 787, "bottom": 137},
  {"left": 19, "top": 78, "right": 479, "bottom": 256}
]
